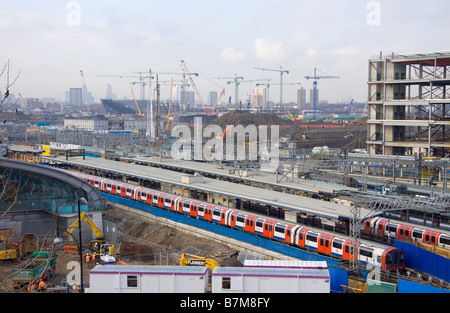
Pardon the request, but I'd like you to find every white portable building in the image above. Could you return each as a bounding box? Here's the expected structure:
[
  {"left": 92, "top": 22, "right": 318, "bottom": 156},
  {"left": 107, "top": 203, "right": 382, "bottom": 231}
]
[
  {"left": 211, "top": 266, "right": 330, "bottom": 293},
  {"left": 87, "top": 265, "right": 209, "bottom": 293},
  {"left": 243, "top": 259, "right": 328, "bottom": 270}
]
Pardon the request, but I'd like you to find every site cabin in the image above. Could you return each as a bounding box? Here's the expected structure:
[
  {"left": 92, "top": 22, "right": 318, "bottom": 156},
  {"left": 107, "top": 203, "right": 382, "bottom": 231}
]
[
  {"left": 211, "top": 266, "right": 330, "bottom": 293},
  {"left": 87, "top": 265, "right": 209, "bottom": 293}
]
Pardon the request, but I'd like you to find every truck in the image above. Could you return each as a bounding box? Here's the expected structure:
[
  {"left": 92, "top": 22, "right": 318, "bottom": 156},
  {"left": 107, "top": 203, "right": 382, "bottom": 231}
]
[{"left": 11, "top": 250, "right": 57, "bottom": 288}]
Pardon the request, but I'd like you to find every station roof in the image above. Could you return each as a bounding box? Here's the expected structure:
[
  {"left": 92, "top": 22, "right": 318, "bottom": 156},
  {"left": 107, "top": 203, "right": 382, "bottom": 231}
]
[
  {"left": 121, "top": 156, "right": 355, "bottom": 196},
  {"left": 44, "top": 156, "right": 376, "bottom": 221}
]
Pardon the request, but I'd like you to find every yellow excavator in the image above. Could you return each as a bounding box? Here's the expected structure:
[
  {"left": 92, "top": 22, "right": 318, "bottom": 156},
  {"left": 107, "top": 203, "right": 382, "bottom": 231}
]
[
  {"left": 179, "top": 253, "right": 220, "bottom": 271},
  {"left": 66, "top": 212, "right": 116, "bottom": 264}
]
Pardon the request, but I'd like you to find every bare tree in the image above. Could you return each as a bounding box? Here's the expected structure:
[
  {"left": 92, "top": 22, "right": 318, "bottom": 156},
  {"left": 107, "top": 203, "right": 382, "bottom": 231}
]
[{"left": 0, "top": 60, "right": 21, "bottom": 133}]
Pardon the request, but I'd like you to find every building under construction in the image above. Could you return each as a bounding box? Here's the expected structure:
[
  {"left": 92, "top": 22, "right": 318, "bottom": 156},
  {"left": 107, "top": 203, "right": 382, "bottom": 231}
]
[{"left": 367, "top": 51, "right": 450, "bottom": 157}]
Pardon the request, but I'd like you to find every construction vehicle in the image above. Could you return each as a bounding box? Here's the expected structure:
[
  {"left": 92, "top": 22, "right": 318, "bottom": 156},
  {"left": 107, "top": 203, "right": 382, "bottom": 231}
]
[
  {"left": 11, "top": 250, "right": 56, "bottom": 288},
  {"left": 66, "top": 211, "right": 116, "bottom": 264},
  {"left": 344, "top": 132, "right": 354, "bottom": 139},
  {"left": 179, "top": 253, "right": 220, "bottom": 271},
  {"left": 0, "top": 229, "right": 19, "bottom": 260}
]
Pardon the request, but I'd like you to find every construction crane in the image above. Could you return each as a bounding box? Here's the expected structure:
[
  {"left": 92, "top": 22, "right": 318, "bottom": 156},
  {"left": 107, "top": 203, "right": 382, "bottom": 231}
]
[
  {"left": 305, "top": 67, "right": 339, "bottom": 121},
  {"left": 96, "top": 72, "right": 152, "bottom": 101},
  {"left": 66, "top": 211, "right": 116, "bottom": 264},
  {"left": 130, "top": 83, "right": 144, "bottom": 116},
  {"left": 181, "top": 60, "right": 218, "bottom": 115},
  {"left": 80, "top": 70, "right": 91, "bottom": 115},
  {"left": 215, "top": 76, "right": 269, "bottom": 110},
  {"left": 254, "top": 66, "right": 289, "bottom": 111},
  {"left": 179, "top": 253, "right": 220, "bottom": 271},
  {"left": 165, "top": 78, "right": 173, "bottom": 131},
  {"left": 256, "top": 82, "right": 301, "bottom": 112}
]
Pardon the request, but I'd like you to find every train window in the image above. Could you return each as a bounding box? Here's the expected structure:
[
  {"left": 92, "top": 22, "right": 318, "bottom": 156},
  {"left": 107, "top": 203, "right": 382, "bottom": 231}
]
[
  {"left": 236, "top": 215, "right": 245, "bottom": 223},
  {"left": 306, "top": 233, "right": 318, "bottom": 242},
  {"left": 440, "top": 235, "right": 450, "bottom": 246},
  {"left": 275, "top": 225, "right": 286, "bottom": 233},
  {"left": 333, "top": 240, "right": 342, "bottom": 249},
  {"left": 359, "top": 246, "right": 373, "bottom": 258},
  {"left": 213, "top": 210, "right": 221, "bottom": 217},
  {"left": 256, "top": 220, "right": 263, "bottom": 228},
  {"left": 412, "top": 229, "right": 423, "bottom": 239}
]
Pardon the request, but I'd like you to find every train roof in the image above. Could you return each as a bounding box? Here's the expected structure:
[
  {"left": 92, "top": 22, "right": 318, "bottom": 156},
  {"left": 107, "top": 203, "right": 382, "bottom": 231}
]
[{"left": 46, "top": 155, "right": 375, "bottom": 221}]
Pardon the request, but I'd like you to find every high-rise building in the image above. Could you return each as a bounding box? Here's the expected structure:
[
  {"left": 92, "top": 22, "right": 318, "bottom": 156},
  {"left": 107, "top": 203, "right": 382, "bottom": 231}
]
[
  {"left": 252, "top": 88, "right": 266, "bottom": 110},
  {"left": 310, "top": 88, "right": 318, "bottom": 110},
  {"left": 208, "top": 91, "right": 218, "bottom": 107},
  {"left": 297, "top": 87, "right": 306, "bottom": 112},
  {"left": 367, "top": 51, "right": 450, "bottom": 156},
  {"left": 70, "top": 88, "right": 83, "bottom": 107}
]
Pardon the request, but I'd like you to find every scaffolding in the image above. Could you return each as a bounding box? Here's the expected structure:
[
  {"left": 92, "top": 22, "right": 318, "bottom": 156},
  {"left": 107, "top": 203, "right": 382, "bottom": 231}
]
[{"left": 367, "top": 51, "right": 450, "bottom": 157}]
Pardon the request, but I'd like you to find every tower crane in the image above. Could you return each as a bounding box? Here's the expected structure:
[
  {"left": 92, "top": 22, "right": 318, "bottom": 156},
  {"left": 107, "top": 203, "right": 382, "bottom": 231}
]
[
  {"left": 305, "top": 67, "right": 339, "bottom": 121},
  {"left": 256, "top": 81, "right": 301, "bottom": 112},
  {"left": 96, "top": 72, "right": 152, "bottom": 101},
  {"left": 214, "top": 76, "right": 268, "bottom": 110},
  {"left": 254, "top": 66, "right": 289, "bottom": 111},
  {"left": 181, "top": 60, "right": 221, "bottom": 115}
]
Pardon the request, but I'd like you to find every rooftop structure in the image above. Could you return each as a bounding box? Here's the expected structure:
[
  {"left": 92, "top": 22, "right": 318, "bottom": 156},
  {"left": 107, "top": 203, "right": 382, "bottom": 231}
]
[{"left": 367, "top": 51, "right": 450, "bottom": 157}]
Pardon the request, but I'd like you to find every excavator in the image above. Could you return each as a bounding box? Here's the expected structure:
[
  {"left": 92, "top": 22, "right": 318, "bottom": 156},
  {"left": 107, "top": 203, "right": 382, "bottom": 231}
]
[
  {"left": 66, "top": 212, "right": 116, "bottom": 264},
  {"left": 179, "top": 253, "right": 220, "bottom": 271}
]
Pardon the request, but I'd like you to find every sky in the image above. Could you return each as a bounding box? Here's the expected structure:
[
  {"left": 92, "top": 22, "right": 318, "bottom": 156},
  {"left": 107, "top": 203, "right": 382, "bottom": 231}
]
[{"left": 1, "top": 0, "right": 450, "bottom": 106}]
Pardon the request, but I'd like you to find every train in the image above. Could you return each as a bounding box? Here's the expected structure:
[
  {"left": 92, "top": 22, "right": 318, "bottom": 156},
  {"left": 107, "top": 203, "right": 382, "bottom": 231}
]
[
  {"left": 69, "top": 171, "right": 406, "bottom": 271},
  {"left": 362, "top": 217, "right": 450, "bottom": 249}
]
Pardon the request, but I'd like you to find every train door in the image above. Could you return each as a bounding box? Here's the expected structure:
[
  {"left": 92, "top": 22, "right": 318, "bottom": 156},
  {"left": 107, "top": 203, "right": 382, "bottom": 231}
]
[
  {"left": 424, "top": 230, "right": 440, "bottom": 245},
  {"left": 318, "top": 234, "right": 334, "bottom": 255},
  {"left": 398, "top": 225, "right": 414, "bottom": 241},
  {"left": 375, "top": 219, "right": 387, "bottom": 237},
  {"left": 111, "top": 182, "right": 118, "bottom": 194},
  {"left": 245, "top": 215, "right": 256, "bottom": 233},
  {"left": 204, "top": 205, "right": 214, "bottom": 221},
  {"left": 190, "top": 201, "right": 199, "bottom": 217},
  {"left": 342, "top": 240, "right": 359, "bottom": 261},
  {"left": 263, "top": 220, "right": 275, "bottom": 238},
  {"left": 229, "top": 211, "right": 238, "bottom": 228},
  {"left": 157, "top": 194, "right": 166, "bottom": 208},
  {"left": 296, "top": 228, "right": 308, "bottom": 248}
]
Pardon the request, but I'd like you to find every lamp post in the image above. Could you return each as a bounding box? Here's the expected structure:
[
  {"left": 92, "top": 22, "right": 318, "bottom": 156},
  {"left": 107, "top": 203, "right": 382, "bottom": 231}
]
[{"left": 77, "top": 196, "right": 88, "bottom": 293}]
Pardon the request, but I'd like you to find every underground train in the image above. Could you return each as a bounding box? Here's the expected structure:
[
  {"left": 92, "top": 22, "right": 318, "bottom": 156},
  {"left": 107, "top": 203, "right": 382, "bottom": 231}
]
[
  {"left": 70, "top": 171, "right": 406, "bottom": 271},
  {"left": 362, "top": 217, "right": 450, "bottom": 249}
]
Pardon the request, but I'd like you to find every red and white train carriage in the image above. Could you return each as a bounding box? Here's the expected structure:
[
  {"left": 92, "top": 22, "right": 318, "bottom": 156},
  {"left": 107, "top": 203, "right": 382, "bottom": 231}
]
[
  {"left": 363, "top": 216, "right": 450, "bottom": 249},
  {"left": 70, "top": 171, "right": 406, "bottom": 271}
]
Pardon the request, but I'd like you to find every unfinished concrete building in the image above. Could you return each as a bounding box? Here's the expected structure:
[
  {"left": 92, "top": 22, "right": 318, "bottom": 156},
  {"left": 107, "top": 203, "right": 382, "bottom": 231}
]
[{"left": 367, "top": 51, "right": 450, "bottom": 157}]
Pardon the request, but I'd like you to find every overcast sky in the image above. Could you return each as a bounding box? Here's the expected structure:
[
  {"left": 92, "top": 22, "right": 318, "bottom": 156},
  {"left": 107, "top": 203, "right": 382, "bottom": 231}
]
[{"left": 1, "top": 0, "right": 450, "bottom": 105}]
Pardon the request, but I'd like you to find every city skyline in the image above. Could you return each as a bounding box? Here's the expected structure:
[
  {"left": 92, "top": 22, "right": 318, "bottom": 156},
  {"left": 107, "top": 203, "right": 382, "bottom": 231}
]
[{"left": 1, "top": 0, "right": 450, "bottom": 106}]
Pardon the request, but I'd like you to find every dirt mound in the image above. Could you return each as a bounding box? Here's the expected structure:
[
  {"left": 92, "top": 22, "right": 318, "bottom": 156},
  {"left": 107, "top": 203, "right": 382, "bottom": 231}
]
[{"left": 209, "top": 110, "right": 294, "bottom": 128}]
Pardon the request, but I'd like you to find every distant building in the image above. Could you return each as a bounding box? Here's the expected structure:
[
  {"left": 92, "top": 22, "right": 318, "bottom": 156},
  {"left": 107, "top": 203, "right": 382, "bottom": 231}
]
[
  {"left": 70, "top": 88, "right": 83, "bottom": 107},
  {"left": 297, "top": 87, "right": 306, "bottom": 112},
  {"left": 64, "top": 116, "right": 108, "bottom": 131},
  {"left": 208, "top": 91, "right": 218, "bottom": 107},
  {"left": 252, "top": 88, "right": 266, "bottom": 110}
]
